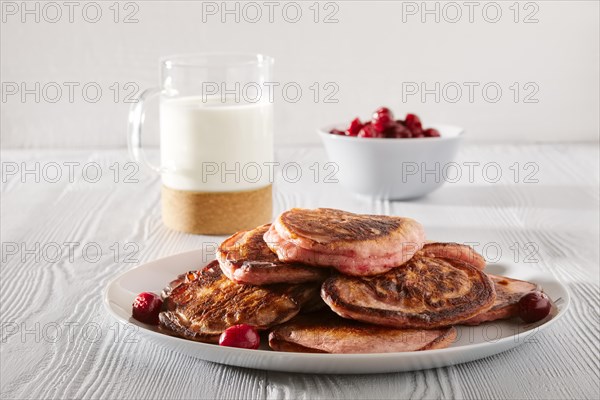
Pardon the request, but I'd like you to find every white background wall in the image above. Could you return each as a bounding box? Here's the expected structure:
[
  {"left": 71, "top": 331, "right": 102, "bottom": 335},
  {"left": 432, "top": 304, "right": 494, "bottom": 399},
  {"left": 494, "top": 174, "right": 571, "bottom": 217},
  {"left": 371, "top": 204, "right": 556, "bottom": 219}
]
[{"left": 1, "top": 0, "right": 598, "bottom": 148}]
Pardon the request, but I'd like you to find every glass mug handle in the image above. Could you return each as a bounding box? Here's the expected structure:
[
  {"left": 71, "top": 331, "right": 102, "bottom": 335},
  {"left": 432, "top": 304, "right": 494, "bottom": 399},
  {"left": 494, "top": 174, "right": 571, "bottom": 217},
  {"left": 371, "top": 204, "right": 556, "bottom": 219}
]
[{"left": 127, "top": 88, "right": 163, "bottom": 173}]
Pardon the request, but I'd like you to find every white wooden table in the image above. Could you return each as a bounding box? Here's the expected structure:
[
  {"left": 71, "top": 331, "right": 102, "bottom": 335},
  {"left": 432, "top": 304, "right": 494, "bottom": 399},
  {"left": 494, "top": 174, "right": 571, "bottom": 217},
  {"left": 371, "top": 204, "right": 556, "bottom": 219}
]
[{"left": 1, "top": 144, "right": 599, "bottom": 400}]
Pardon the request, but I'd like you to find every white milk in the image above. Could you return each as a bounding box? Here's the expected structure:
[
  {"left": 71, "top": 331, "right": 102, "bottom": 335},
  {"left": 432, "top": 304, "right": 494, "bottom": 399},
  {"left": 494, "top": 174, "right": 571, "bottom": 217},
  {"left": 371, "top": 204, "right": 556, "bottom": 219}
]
[{"left": 159, "top": 96, "right": 273, "bottom": 192}]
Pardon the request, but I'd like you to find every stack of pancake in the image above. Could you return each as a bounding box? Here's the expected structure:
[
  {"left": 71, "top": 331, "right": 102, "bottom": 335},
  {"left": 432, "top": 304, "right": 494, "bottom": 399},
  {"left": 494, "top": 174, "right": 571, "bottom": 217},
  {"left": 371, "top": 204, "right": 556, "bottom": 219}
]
[{"left": 159, "top": 208, "right": 538, "bottom": 353}]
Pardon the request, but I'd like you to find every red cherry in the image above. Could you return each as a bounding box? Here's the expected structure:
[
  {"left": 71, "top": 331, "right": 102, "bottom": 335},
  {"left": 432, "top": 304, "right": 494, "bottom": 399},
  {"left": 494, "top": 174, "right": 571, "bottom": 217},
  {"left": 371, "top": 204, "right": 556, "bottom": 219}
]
[
  {"left": 405, "top": 113, "right": 423, "bottom": 135},
  {"left": 346, "top": 117, "right": 363, "bottom": 136},
  {"left": 219, "top": 324, "right": 260, "bottom": 349},
  {"left": 132, "top": 292, "right": 163, "bottom": 325},
  {"left": 372, "top": 107, "right": 394, "bottom": 132},
  {"left": 518, "top": 291, "right": 551, "bottom": 323},
  {"left": 358, "top": 122, "right": 383, "bottom": 138},
  {"left": 424, "top": 128, "right": 440, "bottom": 137},
  {"left": 375, "top": 107, "right": 393, "bottom": 117},
  {"left": 384, "top": 123, "right": 412, "bottom": 138},
  {"left": 329, "top": 129, "right": 345, "bottom": 135}
]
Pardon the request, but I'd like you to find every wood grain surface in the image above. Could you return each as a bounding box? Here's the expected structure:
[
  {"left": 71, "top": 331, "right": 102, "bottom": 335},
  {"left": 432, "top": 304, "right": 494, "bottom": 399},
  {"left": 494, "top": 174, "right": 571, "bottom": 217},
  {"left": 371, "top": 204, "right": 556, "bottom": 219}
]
[{"left": 1, "top": 144, "right": 598, "bottom": 400}]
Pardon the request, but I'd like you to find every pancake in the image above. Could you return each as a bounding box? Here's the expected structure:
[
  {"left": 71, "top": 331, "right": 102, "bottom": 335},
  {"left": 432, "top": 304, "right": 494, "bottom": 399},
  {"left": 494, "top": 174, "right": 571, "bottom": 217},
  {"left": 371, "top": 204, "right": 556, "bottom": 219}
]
[
  {"left": 463, "top": 274, "right": 539, "bottom": 325},
  {"left": 321, "top": 256, "right": 496, "bottom": 329},
  {"left": 269, "top": 311, "right": 457, "bottom": 353},
  {"left": 217, "top": 224, "right": 329, "bottom": 285},
  {"left": 159, "top": 261, "right": 305, "bottom": 343},
  {"left": 265, "top": 208, "right": 426, "bottom": 276},
  {"left": 416, "top": 242, "right": 486, "bottom": 270}
]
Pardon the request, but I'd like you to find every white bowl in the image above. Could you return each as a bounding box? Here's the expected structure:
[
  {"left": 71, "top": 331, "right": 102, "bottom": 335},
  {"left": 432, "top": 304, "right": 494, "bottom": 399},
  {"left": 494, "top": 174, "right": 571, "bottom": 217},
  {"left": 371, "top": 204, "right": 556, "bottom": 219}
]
[{"left": 318, "top": 124, "right": 464, "bottom": 199}]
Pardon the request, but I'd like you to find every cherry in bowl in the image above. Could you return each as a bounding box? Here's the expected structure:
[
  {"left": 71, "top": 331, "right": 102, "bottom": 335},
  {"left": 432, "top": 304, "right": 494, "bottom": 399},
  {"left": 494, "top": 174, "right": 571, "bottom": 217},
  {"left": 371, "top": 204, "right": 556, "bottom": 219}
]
[
  {"left": 319, "top": 113, "right": 463, "bottom": 199},
  {"left": 330, "top": 107, "right": 440, "bottom": 140},
  {"left": 372, "top": 107, "right": 394, "bottom": 133}
]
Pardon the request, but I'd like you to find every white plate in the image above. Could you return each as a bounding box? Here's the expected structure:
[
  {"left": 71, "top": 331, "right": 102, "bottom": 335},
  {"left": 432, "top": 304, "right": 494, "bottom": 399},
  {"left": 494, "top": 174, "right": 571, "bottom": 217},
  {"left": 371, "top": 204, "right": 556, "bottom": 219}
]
[{"left": 104, "top": 250, "right": 570, "bottom": 374}]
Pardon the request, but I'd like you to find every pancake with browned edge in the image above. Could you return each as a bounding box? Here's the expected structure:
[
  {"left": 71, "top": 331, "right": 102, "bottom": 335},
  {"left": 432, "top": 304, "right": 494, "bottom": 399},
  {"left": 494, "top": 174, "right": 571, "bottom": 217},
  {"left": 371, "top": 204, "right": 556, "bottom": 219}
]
[
  {"left": 416, "top": 242, "right": 486, "bottom": 270},
  {"left": 269, "top": 311, "right": 457, "bottom": 353},
  {"left": 463, "top": 274, "right": 539, "bottom": 325},
  {"left": 217, "top": 224, "right": 329, "bottom": 285},
  {"left": 321, "top": 256, "right": 496, "bottom": 329},
  {"left": 265, "top": 208, "right": 426, "bottom": 276},
  {"left": 159, "top": 261, "right": 317, "bottom": 343}
]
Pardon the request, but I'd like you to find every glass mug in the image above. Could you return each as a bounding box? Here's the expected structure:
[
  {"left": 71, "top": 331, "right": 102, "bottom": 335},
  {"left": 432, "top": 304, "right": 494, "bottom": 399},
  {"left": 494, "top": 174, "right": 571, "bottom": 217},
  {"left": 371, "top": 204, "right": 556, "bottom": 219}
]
[{"left": 128, "top": 53, "right": 274, "bottom": 235}]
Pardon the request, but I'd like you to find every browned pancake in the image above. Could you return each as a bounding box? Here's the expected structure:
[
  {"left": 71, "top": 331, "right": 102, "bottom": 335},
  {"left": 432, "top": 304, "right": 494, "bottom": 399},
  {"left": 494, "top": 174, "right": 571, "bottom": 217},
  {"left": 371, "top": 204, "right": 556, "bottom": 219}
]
[
  {"left": 276, "top": 281, "right": 326, "bottom": 313},
  {"left": 217, "top": 224, "right": 329, "bottom": 285},
  {"left": 321, "top": 256, "right": 496, "bottom": 329},
  {"left": 265, "top": 208, "right": 426, "bottom": 276},
  {"left": 159, "top": 261, "right": 303, "bottom": 343},
  {"left": 269, "top": 311, "right": 457, "bottom": 353},
  {"left": 416, "top": 242, "right": 486, "bottom": 270},
  {"left": 279, "top": 208, "right": 414, "bottom": 242},
  {"left": 463, "top": 274, "right": 539, "bottom": 325}
]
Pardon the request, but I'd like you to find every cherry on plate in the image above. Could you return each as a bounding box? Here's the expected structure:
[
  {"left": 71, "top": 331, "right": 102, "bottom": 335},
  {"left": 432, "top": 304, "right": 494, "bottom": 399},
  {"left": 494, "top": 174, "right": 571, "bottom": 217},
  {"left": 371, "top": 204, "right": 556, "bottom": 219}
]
[
  {"left": 132, "top": 292, "right": 163, "bottom": 325},
  {"left": 518, "top": 291, "right": 551, "bottom": 323},
  {"left": 219, "top": 324, "right": 261, "bottom": 349}
]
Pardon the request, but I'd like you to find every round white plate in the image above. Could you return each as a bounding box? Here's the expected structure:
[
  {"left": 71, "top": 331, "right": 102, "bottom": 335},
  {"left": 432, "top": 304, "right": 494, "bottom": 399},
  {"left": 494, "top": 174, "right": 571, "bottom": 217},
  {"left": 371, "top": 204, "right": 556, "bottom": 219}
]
[{"left": 104, "top": 250, "right": 569, "bottom": 374}]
